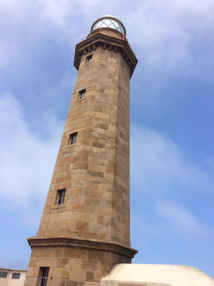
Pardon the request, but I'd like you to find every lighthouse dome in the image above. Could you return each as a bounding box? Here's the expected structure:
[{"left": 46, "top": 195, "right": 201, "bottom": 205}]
[{"left": 91, "top": 15, "right": 126, "bottom": 37}]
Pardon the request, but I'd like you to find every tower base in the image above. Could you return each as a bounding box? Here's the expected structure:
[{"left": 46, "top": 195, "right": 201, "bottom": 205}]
[{"left": 24, "top": 237, "right": 138, "bottom": 286}]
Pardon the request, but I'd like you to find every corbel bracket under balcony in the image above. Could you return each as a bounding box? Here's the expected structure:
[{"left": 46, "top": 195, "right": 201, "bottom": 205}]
[{"left": 74, "top": 31, "right": 138, "bottom": 78}]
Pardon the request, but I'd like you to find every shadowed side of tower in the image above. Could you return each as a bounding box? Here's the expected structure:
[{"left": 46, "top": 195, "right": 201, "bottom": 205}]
[{"left": 24, "top": 16, "right": 138, "bottom": 286}]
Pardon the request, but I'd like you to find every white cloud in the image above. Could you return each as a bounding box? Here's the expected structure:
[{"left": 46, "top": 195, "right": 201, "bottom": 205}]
[
  {"left": 156, "top": 200, "right": 205, "bottom": 237},
  {"left": 0, "top": 39, "right": 9, "bottom": 68},
  {"left": 0, "top": 92, "right": 63, "bottom": 216},
  {"left": 1, "top": 0, "right": 213, "bottom": 81},
  {"left": 131, "top": 124, "right": 214, "bottom": 196},
  {"left": 37, "top": 0, "right": 75, "bottom": 31},
  {"left": 125, "top": 0, "right": 214, "bottom": 79},
  {"left": 0, "top": 0, "right": 213, "bottom": 275}
]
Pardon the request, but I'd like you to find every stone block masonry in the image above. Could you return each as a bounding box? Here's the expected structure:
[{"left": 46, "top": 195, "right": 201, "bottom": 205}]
[{"left": 24, "top": 16, "right": 137, "bottom": 286}]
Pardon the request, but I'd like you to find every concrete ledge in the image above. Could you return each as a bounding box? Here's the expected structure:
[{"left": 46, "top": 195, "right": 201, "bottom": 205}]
[{"left": 28, "top": 237, "right": 138, "bottom": 259}]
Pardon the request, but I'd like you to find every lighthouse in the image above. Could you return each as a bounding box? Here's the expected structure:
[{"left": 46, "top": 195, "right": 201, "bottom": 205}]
[{"left": 24, "top": 15, "right": 138, "bottom": 286}]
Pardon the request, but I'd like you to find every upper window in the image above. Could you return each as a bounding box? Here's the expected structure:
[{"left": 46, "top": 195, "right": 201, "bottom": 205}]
[
  {"left": 12, "top": 273, "right": 21, "bottom": 279},
  {"left": 86, "top": 54, "right": 93, "bottom": 63},
  {"left": 78, "top": 89, "right": 86, "bottom": 100},
  {"left": 69, "top": 132, "right": 77, "bottom": 145},
  {"left": 57, "top": 189, "right": 66, "bottom": 205},
  {"left": 0, "top": 271, "right": 8, "bottom": 278},
  {"left": 40, "top": 268, "right": 49, "bottom": 286}
]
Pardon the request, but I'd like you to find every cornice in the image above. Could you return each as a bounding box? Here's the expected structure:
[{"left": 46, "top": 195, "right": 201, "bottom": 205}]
[
  {"left": 74, "top": 30, "right": 138, "bottom": 78},
  {"left": 28, "top": 237, "right": 138, "bottom": 258}
]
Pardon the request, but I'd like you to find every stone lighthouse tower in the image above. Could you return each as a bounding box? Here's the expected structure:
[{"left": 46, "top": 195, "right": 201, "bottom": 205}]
[{"left": 24, "top": 15, "right": 138, "bottom": 286}]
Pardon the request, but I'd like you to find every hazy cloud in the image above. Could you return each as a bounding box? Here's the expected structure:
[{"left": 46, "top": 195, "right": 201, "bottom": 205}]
[
  {"left": 131, "top": 124, "right": 214, "bottom": 196},
  {"left": 0, "top": 92, "right": 63, "bottom": 210},
  {"left": 125, "top": 0, "right": 214, "bottom": 79},
  {"left": 1, "top": 0, "right": 213, "bottom": 90},
  {"left": 0, "top": 0, "right": 213, "bottom": 277},
  {"left": 156, "top": 200, "right": 205, "bottom": 237}
]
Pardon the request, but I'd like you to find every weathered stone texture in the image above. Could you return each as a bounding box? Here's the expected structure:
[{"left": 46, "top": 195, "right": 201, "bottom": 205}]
[
  {"left": 37, "top": 43, "right": 131, "bottom": 247},
  {"left": 24, "top": 243, "right": 132, "bottom": 286},
  {"left": 25, "top": 26, "right": 137, "bottom": 286}
]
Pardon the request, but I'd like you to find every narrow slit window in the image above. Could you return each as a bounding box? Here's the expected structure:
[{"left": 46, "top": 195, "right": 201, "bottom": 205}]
[
  {"left": 40, "top": 268, "right": 49, "bottom": 286},
  {"left": 12, "top": 273, "right": 21, "bottom": 279},
  {"left": 78, "top": 89, "right": 86, "bottom": 100},
  {"left": 57, "top": 189, "right": 66, "bottom": 205},
  {"left": 69, "top": 132, "right": 77, "bottom": 145},
  {"left": 86, "top": 54, "right": 93, "bottom": 63}
]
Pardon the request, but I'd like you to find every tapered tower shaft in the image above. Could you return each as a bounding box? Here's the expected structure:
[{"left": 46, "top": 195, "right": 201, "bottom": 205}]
[{"left": 25, "top": 15, "right": 137, "bottom": 286}]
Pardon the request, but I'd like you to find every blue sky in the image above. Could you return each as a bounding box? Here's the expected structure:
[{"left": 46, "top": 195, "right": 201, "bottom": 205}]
[{"left": 0, "top": 0, "right": 214, "bottom": 278}]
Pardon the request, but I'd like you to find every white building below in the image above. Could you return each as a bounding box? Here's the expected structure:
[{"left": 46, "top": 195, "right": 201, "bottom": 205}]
[
  {"left": 101, "top": 264, "right": 214, "bottom": 286},
  {"left": 1, "top": 264, "right": 213, "bottom": 285},
  {"left": 0, "top": 268, "right": 26, "bottom": 286}
]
